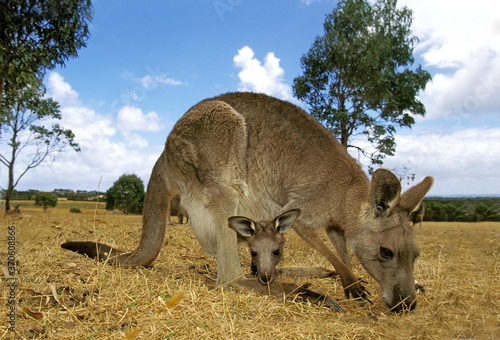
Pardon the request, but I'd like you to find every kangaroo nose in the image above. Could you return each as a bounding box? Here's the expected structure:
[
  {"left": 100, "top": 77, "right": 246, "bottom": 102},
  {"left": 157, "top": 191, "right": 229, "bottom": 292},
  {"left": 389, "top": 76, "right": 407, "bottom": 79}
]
[
  {"left": 390, "top": 297, "right": 417, "bottom": 313},
  {"left": 259, "top": 272, "right": 273, "bottom": 285}
]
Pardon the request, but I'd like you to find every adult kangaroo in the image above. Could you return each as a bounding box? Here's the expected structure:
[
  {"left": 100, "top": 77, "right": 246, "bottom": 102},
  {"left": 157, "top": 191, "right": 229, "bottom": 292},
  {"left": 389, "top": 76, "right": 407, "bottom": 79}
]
[{"left": 61, "top": 92, "right": 433, "bottom": 312}]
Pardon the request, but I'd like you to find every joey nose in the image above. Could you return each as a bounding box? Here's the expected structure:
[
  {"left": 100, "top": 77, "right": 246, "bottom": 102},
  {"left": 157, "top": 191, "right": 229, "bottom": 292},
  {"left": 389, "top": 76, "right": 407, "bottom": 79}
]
[{"left": 259, "top": 272, "right": 273, "bottom": 285}]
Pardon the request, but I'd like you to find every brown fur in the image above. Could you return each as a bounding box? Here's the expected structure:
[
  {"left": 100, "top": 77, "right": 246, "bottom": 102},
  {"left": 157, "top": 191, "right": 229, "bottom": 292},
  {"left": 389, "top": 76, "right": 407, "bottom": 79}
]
[
  {"left": 229, "top": 209, "right": 301, "bottom": 285},
  {"left": 411, "top": 202, "right": 426, "bottom": 227},
  {"left": 61, "top": 92, "right": 433, "bottom": 312},
  {"left": 7, "top": 205, "right": 21, "bottom": 215},
  {"left": 170, "top": 195, "right": 188, "bottom": 224}
]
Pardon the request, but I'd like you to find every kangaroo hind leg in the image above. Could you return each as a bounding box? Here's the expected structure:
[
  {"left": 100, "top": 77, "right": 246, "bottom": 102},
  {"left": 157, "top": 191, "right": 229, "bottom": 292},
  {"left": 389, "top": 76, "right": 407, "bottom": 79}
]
[{"left": 167, "top": 99, "right": 249, "bottom": 287}]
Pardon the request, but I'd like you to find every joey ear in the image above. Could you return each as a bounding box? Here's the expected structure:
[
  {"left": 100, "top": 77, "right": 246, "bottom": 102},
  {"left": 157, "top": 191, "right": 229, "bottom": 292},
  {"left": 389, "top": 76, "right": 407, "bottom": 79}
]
[
  {"left": 398, "top": 176, "right": 433, "bottom": 215},
  {"left": 228, "top": 216, "right": 257, "bottom": 238},
  {"left": 274, "top": 209, "right": 301, "bottom": 233},
  {"left": 370, "top": 169, "right": 402, "bottom": 215}
]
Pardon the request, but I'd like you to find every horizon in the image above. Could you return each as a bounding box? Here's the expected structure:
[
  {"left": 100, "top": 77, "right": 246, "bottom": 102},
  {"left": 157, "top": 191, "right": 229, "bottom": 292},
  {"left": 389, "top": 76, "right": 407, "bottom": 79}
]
[{"left": 7, "top": 187, "right": 500, "bottom": 199}]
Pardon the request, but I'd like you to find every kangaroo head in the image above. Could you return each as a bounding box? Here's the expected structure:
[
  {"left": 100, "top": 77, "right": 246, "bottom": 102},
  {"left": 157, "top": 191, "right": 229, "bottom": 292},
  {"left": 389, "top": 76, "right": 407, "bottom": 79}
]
[
  {"left": 350, "top": 169, "right": 433, "bottom": 313},
  {"left": 228, "top": 209, "right": 301, "bottom": 285}
]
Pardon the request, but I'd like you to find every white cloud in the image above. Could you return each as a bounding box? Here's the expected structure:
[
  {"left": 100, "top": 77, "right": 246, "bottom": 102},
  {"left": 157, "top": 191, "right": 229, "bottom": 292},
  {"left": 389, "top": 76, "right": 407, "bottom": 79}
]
[
  {"left": 401, "top": 0, "right": 499, "bottom": 68},
  {"left": 123, "top": 132, "right": 149, "bottom": 148},
  {"left": 45, "top": 72, "right": 116, "bottom": 148},
  {"left": 384, "top": 127, "right": 500, "bottom": 196},
  {"left": 300, "top": 0, "right": 324, "bottom": 5},
  {"left": 122, "top": 71, "right": 184, "bottom": 90},
  {"left": 137, "top": 74, "right": 184, "bottom": 90},
  {"left": 46, "top": 72, "right": 80, "bottom": 106},
  {"left": 9, "top": 72, "right": 164, "bottom": 191},
  {"left": 419, "top": 53, "right": 500, "bottom": 121},
  {"left": 117, "top": 106, "right": 163, "bottom": 132},
  {"left": 233, "top": 46, "right": 293, "bottom": 101},
  {"left": 398, "top": 0, "right": 500, "bottom": 120}
]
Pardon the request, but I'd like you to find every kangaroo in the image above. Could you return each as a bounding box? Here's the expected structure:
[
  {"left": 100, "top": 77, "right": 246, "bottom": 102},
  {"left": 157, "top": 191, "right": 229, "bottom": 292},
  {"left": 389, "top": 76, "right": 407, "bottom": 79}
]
[
  {"left": 61, "top": 92, "right": 433, "bottom": 312},
  {"left": 7, "top": 205, "right": 21, "bottom": 215},
  {"left": 411, "top": 202, "right": 426, "bottom": 227},
  {"left": 229, "top": 209, "right": 301, "bottom": 285},
  {"left": 170, "top": 195, "right": 188, "bottom": 224}
]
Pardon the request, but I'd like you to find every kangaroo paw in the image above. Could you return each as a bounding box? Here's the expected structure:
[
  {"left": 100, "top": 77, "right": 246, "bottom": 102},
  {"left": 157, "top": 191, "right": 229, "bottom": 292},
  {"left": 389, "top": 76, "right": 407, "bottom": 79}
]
[{"left": 343, "top": 277, "right": 372, "bottom": 304}]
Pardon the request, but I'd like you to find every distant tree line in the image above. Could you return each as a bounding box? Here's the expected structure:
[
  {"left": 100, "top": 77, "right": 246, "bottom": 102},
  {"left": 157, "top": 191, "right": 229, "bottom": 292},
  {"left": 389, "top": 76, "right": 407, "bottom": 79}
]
[
  {"left": 6, "top": 186, "right": 500, "bottom": 222},
  {"left": 8, "top": 189, "right": 104, "bottom": 201},
  {"left": 423, "top": 198, "right": 500, "bottom": 222}
]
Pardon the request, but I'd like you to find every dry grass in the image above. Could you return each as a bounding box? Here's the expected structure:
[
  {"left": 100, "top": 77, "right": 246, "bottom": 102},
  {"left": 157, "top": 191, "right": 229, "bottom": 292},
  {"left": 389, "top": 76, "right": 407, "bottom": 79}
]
[{"left": 1, "top": 207, "right": 499, "bottom": 339}]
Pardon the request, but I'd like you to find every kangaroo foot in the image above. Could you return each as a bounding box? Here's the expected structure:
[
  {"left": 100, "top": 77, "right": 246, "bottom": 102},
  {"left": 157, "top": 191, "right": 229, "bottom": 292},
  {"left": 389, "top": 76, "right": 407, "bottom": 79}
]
[
  {"left": 276, "top": 266, "right": 339, "bottom": 278},
  {"left": 292, "top": 282, "right": 345, "bottom": 313},
  {"left": 230, "top": 277, "right": 344, "bottom": 312}
]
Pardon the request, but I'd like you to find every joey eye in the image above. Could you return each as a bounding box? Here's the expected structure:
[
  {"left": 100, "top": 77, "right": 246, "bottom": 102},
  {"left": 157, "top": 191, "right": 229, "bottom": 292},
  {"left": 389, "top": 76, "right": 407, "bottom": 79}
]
[
  {"left": 272, "top": 249, "right": 281, "bottom": 256},
  {"left": 251, "top": 251, "right": 257, "bottom": 257},
  {"left": 380, "top": 247, "right": 394, "bottom": 260}
]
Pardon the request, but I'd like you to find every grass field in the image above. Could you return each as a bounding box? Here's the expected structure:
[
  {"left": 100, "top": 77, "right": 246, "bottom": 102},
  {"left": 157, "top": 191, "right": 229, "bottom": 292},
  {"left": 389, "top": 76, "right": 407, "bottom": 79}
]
[{"left": 1, "top": 206, "right": 499, "bottom": 339}]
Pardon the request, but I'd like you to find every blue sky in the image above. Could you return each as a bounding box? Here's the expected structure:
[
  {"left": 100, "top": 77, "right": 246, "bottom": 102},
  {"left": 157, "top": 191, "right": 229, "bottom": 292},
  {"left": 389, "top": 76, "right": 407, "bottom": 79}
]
[{"left": 4, "top": 0, "right": 500, "bottom": 196}]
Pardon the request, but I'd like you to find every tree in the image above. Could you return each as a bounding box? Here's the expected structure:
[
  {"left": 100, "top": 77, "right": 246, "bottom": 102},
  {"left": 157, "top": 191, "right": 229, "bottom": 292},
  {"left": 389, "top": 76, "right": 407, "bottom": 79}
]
[
  {"left": 35, "top": 192, "right": 58, "bottom": 212},
  {"left": 0, "top": 0, "right": 92, "bottom": 211},
  {"left": 293, "top": 0, "right": 431, "bottom": 171},
  {"left": 0, "top": 0, "right": 93, "bottom": 115},
  {"left": 106, "top": 174, "right": 145, "bottom": 215},
  {"left": 1, "top": 76, "right": 80, "bottom": 211},
  {"left": 474, "top": 203, "right": 500, "bottom": 222}
]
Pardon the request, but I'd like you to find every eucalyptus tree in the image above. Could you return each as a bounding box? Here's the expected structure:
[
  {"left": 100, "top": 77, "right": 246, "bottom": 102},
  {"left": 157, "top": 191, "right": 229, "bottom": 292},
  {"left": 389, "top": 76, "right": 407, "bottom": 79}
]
[
  {"left": 0, "top": 0, "right": 92, "bottom": 210},
  {"left": 293, "top": 0, "right": 431, "bottom": 171}
]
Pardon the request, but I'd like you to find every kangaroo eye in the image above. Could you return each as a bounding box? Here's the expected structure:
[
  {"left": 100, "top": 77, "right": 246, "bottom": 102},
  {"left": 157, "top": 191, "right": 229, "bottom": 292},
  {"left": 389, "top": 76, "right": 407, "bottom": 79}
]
[
  {"left": 272, "top": 249, "right": 281, "bottom": 256},
  {"left": 251, "top": 251, "right": 257, "bottom": 257},
  {"left": 380, "top": 247, "right": 394, "bottom": 260}
]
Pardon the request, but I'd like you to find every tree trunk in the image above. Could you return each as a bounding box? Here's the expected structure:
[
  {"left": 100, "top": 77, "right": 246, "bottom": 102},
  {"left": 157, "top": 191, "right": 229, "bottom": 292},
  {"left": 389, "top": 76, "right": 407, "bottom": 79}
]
[
  {"left": 6, "top": 160, "right": 14, "bottom": 212},
  {"left": 5, "top": 123, "right": 18, "bottom": 212}
]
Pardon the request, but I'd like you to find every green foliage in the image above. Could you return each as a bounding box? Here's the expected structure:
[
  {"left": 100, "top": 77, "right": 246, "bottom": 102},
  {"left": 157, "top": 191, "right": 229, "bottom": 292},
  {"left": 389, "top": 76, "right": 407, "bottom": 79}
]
[
  {"left": 69, "top": 207, "right": 82, "bottom": 213},
  {"left": 424, "top": 198, "right": 500, "bottom": 222},
  {"left": 0, "top": 75, "right": 80, "bottom": 211},
  {"left": 0, "top": 0, "right": 93, "bottom": 109},
  {"left": 0, "top": 0, "right": 92, "bottom": 211},
  {"left": 293, "top": 0, "right": 431, "bottom": 171},
  {"left": 10, "top": 189, "right": 104, "bottom": 201},
  {"left": 34, "top": 192, "right": 58, "bottom": 212},
  {"left": 106, "top": 174, "right": 145, "bottom": 215}
]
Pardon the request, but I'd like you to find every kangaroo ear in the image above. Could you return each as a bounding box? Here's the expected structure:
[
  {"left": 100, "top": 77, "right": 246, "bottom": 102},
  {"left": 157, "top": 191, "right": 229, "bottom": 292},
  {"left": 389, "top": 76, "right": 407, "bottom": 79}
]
[
  {"left": 398, "top": 176, "right": 433, "bottom": 215},
  {"left": 228, "top": 216, "right": 257, "bottom": 238},
  {"left": 370, "top": 169, "right": 402, "bottom": 216},
  {"left": 274, "top": 209, "right": 301, "bottom": 234}
]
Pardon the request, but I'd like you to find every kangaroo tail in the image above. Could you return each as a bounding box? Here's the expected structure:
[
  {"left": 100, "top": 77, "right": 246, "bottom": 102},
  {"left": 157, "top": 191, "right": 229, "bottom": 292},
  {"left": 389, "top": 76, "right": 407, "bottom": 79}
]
[
  {"left": 61, "top": 241, "right": 126, "bottom": 264},
  {"left": 60, "top": 152, "right": 170, "bottom": 268}
]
